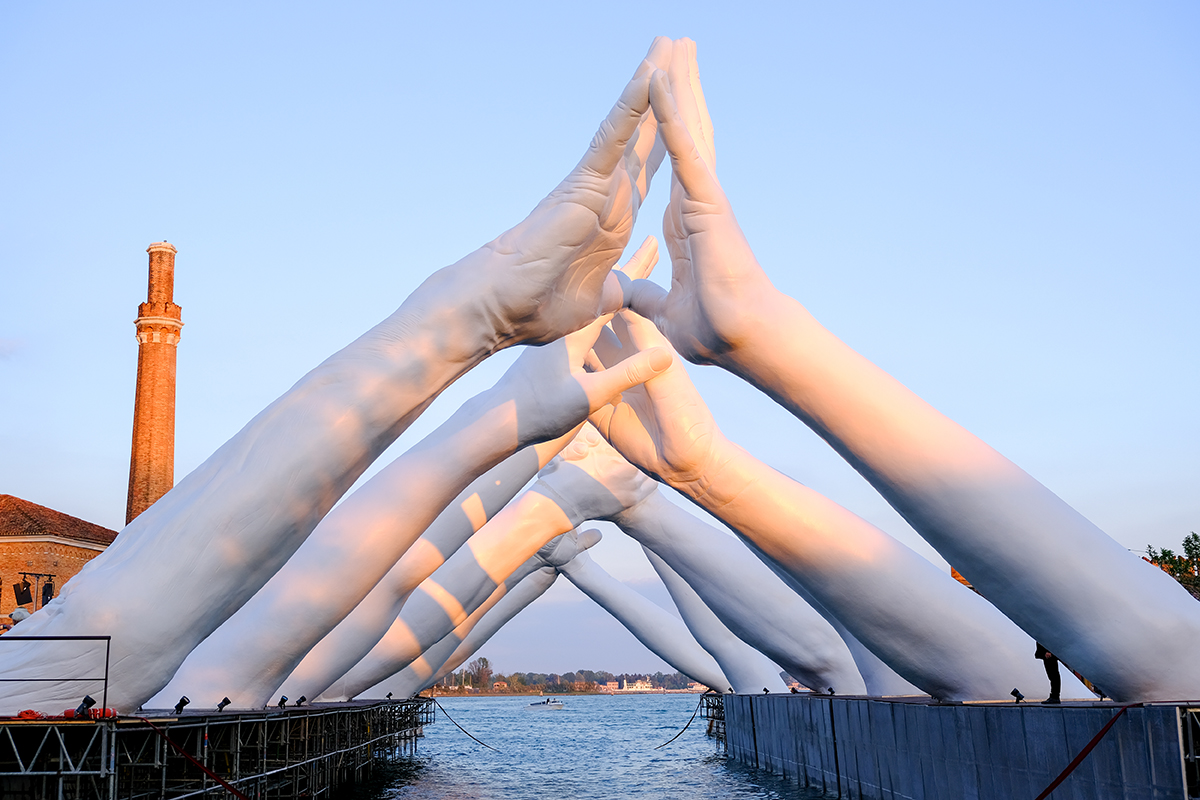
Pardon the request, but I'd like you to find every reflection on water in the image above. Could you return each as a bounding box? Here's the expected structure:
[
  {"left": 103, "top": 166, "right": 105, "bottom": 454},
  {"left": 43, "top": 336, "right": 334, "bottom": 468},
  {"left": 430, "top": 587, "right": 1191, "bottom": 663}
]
[{"left": 339, "top": 694, "right": 830, "bottom": 799}]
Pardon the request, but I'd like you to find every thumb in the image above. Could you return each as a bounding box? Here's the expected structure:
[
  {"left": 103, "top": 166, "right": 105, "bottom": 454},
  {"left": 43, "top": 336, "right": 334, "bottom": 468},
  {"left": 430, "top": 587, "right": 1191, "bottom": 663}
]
[
  {"left": 582, "top": 347, "right": 673, "bottom": 411},
  {"left": 599, "top": 236, "right": 660, "bottom": 313},
  {"left": 627, "top": 278, "right": 668, "bottom": 324}
]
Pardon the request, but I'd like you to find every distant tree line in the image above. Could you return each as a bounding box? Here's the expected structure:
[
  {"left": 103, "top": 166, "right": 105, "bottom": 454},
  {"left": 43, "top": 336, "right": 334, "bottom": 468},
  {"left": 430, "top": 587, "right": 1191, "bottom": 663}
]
[
  {"left": 1145, "top": 532, "right": 1200, "bottom": 600},
  {"left": 434, "top": 660, "right": 695, "bottom": 693}
]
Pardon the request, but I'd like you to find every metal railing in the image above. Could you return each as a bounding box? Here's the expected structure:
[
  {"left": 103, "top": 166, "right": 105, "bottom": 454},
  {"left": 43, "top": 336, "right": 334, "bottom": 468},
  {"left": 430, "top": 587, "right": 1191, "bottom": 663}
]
[
  {"left": 0, "top": 635, "right": 112, "bottom": 714},
  {"left": 1183, "top": 708, "right": 1200, "bottom": 798}
]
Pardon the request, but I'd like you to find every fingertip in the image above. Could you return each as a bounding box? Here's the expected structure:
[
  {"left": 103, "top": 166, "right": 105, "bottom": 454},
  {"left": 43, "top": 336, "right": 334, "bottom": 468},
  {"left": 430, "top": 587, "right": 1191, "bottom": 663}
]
[
  {"left": 646, "top": 36, "right": 673, "bottom": 68},
  {"left": 619, "top": 235, "right": 659, "bottom": 282},
  {"left": 649, "top": 69, "right": 671, "bottom": 108},
  {"left": 646, "top": 346, "right": 674, "bottom": 374}
]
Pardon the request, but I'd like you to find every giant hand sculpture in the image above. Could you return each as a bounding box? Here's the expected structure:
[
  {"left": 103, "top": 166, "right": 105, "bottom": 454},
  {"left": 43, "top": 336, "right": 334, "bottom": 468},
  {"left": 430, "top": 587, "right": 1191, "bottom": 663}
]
[
  {"left": 553, "top": 534, "right": 729, "bottom": 691},
  {"left": 363, "top": 566, "right": 560, "bottom": 700},
  {"left": 534, "top": 424, "right": 865, "bottom": 694},
  {"left": 320, "top": 529, "right": 602, "bottom": 701},
  {"left": 152, "top": 318, "right": 665, "bottom": 709},
  {"left": 0, "top": 40, "right": 675, "bottom": 715},
  {"left": 642, "top": 548, "right": 787, "bottom": 694},
  {"left": 592, "top": 311, "right": 1085, "bottom": 701},
  {"left": 624, "top": 42, "right": 1200, "bottom": 702},
  {"left": 273, "top": 436, "right": 569, "bottom": 705}
]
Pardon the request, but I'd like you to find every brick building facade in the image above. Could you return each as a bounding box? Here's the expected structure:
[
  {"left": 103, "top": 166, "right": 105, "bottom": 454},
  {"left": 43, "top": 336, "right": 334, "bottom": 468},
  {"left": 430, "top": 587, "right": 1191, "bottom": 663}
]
[{"left": 0, "top": 495, "right": 118, "bottom": 626}]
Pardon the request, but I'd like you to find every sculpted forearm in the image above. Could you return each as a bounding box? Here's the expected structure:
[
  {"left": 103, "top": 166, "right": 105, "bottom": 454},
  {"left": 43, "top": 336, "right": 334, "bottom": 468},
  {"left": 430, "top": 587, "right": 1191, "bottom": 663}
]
[
  {"left": 279, "top": 438, "right": 571, "bottom": 700},
  {"left": 616, "top": 490, "right": 864, "bottom": 694},
  {"left": 557, "top": 553, "right": 728, "bottom": 691}
]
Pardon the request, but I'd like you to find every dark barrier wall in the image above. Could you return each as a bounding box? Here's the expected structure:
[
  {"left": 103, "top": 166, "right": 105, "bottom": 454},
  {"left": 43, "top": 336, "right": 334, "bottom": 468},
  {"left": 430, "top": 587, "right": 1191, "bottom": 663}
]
[{"left": 724, "top": 694, "right": 1189, "bottom": 800}]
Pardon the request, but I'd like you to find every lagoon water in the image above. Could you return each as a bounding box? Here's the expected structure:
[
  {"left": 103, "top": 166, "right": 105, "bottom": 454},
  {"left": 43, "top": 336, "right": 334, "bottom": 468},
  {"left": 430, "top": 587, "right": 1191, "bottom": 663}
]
[{"left": 344, "top": 693, "right": 829, "bottom": 799}]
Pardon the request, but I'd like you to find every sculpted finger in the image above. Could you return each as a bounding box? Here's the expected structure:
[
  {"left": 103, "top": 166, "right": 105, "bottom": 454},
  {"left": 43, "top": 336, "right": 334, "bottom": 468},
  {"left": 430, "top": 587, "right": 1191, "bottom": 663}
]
[
  {"left": 628, "top": 110, "right": 660, "bottom": 202},
  {"left": 645, "top": 36, "right": 673, "bottom": 70},
  {"left": 669, "top": 39, "right": 710, "bottom": 168},
  {"left": 626, "top": 278, "right": 668, "bottom": 329},
  {"left": 591, "top": 323, "right": 625, "bottom": 367},
  {"left": 582, "top": 347, "right": 673, "bottom": 411},
  {"left": 618, "top": 235, "right": 659, "bottom": 282},
  {"left": 618, "top": 308, "right": 674, "bottom": 352},
  {"left": 648, "top": 70, "right": 718, "bottom": 202},
  {"left": 576, "top": 528, "right": 604, "bottom": 552},
  {"left": 598, "top": 270, "right": 631, "bottom": 314},
  {"left": 685, "top": 39, "right": 717, "bottom": 171},
  {"left": 588, "top": 403, "right": 616, "bottom": 438},
  {"left": 645, "top": 133, "right": 667, "bottom": 189},
  {"left": 580, "top": 64, "right": 654, "bottom": 176}
]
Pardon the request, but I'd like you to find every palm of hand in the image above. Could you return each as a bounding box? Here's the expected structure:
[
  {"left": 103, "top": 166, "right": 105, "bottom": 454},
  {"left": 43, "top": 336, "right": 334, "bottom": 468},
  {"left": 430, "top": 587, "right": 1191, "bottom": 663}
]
[
  {"left": 491, "top": 164, "right": 642, "bottom": 344},
  {"left": 535, "top": 529, "right": 598, "bottom": 569},
  {"left": 637, "top": 41, "right": 775, "bottom": 366},
  {"left": 482, "top": 38, "right": 672, "bottom": 346},
  {"left": 602, "top": 377, "right": 721, "bottom": 494},
  {"left": 658, "top": 180, "right": 752, "bottom": 364},
  {"left": 536, "top": 425, "right": 658, "bottom": 522}
]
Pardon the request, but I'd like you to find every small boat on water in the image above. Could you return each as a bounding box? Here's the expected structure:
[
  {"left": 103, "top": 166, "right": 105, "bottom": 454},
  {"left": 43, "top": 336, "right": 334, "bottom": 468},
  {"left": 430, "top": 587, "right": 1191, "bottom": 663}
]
[{"left": 527, "top": 697, "right": 564, "bottom": 709}]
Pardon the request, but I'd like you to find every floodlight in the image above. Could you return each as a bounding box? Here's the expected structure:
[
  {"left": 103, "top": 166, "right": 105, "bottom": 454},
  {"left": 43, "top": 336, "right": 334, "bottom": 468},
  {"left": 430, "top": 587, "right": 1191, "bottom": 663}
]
[
  {"left": 277, "top": 695, "right": 288, "bottom": 709},
  {"left": 1010, "top": 688, "right": 1024, "bottom": 704},
  {"left": 75, "top": 695, "right": 96, "bottom": 717},
  {"left": 217, "top": 697, "right": 231, "bottom": 712},
  {"left": 173, "top": 696, "right": 190, "bottom": 715}
]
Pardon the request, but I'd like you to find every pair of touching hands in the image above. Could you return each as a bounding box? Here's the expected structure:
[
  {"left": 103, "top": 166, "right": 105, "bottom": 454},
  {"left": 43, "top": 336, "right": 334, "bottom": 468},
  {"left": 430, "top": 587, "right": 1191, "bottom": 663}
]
[
  {"left": 494, "top": 36, "right": 767, "bottom": 488},
  {"left": 490, "top": 37, "right": 768, "bottom": 364}
]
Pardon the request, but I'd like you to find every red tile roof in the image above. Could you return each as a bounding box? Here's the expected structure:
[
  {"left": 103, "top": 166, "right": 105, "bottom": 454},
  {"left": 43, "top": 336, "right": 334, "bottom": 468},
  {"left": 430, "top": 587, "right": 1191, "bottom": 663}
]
[{"left": 0, "top": 495, "right": 119, "bottom": 547}]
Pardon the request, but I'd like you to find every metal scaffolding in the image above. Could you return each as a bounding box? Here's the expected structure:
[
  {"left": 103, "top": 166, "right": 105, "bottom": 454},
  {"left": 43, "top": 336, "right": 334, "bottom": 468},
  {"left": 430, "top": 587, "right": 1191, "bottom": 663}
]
[{"left": 0, "top": 699, "right": 434, "bottom": 800}]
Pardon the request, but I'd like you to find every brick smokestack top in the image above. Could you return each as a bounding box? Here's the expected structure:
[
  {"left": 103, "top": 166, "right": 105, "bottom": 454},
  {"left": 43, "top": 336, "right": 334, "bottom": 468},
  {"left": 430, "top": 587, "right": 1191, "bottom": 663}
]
[{"left": 126, "top": 242, "right": 183, "bottom": 524}]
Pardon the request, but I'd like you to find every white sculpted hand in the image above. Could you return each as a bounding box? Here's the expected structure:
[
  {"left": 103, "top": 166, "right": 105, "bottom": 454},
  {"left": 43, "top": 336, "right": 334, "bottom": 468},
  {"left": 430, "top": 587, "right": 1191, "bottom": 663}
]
[
  {"left": 587, "top": 311, "right": 733, "bottom": 503},
  {"left": 491, "top": 315, "right": 673, "bottom": 450},
  {"left": 479, "top": 37, "right": 673, "bottom": 346},
  {"left": 535, "top": 528, "right": 603, "bottom": 569},
  {"left": 625, "top": 40, "right": 776, "bottom": 365},
  {"left": 533, "top": 423, "right": 659, "bottom": 526}
]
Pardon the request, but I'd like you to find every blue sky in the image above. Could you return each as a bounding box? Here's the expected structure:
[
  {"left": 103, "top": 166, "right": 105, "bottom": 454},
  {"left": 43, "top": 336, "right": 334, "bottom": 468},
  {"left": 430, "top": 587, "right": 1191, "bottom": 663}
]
[{"left": 2, "top": 2, "right": 1197, "bottom": 674}]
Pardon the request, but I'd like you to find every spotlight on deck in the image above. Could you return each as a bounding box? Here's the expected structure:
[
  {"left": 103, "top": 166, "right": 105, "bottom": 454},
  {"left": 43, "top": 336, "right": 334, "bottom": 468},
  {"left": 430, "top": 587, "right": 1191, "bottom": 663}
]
[
  {"left": 296, "top": 696, "right": 307, "bottom": 707},
  {"left": 1010, "top": 688, "right": 1025, "bottom": 704},
  {"left": 217, "top": 697, "right": 231, "bottom": 712},
  {"left": 173, "top": 696, "right": 190, "bottom": 715},
  {"left": 75, "top": 695, "right": 96, "bottom": 717},
  {"left": 277, "top": 695, "right": 288, "bottom": 709},
  {"left": 386, "top": 692, "right": 393, "bottom": 701}
]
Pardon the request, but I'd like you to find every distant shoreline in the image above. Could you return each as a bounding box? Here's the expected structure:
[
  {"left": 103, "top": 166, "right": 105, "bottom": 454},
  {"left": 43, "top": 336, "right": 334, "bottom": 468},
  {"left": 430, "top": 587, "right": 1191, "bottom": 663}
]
[{"left": 421, "top": 689, "right": 707, "bottom": 698}]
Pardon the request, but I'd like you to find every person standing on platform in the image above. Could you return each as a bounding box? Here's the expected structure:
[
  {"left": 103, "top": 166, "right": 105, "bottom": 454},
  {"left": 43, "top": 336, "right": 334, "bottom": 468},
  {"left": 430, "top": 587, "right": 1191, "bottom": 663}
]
[{"left": 1036, "top": 643, "right": 1061, "bottom": 704}]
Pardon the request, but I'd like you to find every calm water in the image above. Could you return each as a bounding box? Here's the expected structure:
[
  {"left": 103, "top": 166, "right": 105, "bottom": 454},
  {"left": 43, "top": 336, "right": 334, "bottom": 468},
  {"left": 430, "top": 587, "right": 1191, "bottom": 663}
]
[{"left": 341, "top": 694, "right": 830, "bottom": 799}]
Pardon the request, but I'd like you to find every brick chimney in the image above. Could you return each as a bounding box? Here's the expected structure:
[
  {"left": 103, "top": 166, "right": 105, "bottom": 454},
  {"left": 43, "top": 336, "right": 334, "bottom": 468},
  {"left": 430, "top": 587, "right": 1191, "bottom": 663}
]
[{"left": 126, "top": 242, "right": 183, "bottom": 524}]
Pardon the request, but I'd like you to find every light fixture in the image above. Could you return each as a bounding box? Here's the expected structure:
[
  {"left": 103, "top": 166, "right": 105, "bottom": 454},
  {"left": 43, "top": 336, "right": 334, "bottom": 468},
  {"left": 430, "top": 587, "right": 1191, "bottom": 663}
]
[
  {"left": 173, "top": 696, "right": 190, "bottom": 715},
  {"left": 12, "top": 580, "right": 32, "bottom": 606},
  {"left": 296, "top": 696, "right": 307, "bottom": 707},
  {"left": 217, "top": 697, "right": 231, "bottom": 712},
  {"left": 386, "top": 692, "right": 393, "bottom": 701},
  {"left": 277, "top": 695, "right": 288, "bottom": 709},
  {"left": 75, "top": 695, "right": 96, "bottom": 717},
  {"left": 762, "top": 688, "right": 770, "bottom": 694},
  {"left": 1010, "top": 688, "right": 1025, "bottom": 704}
]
